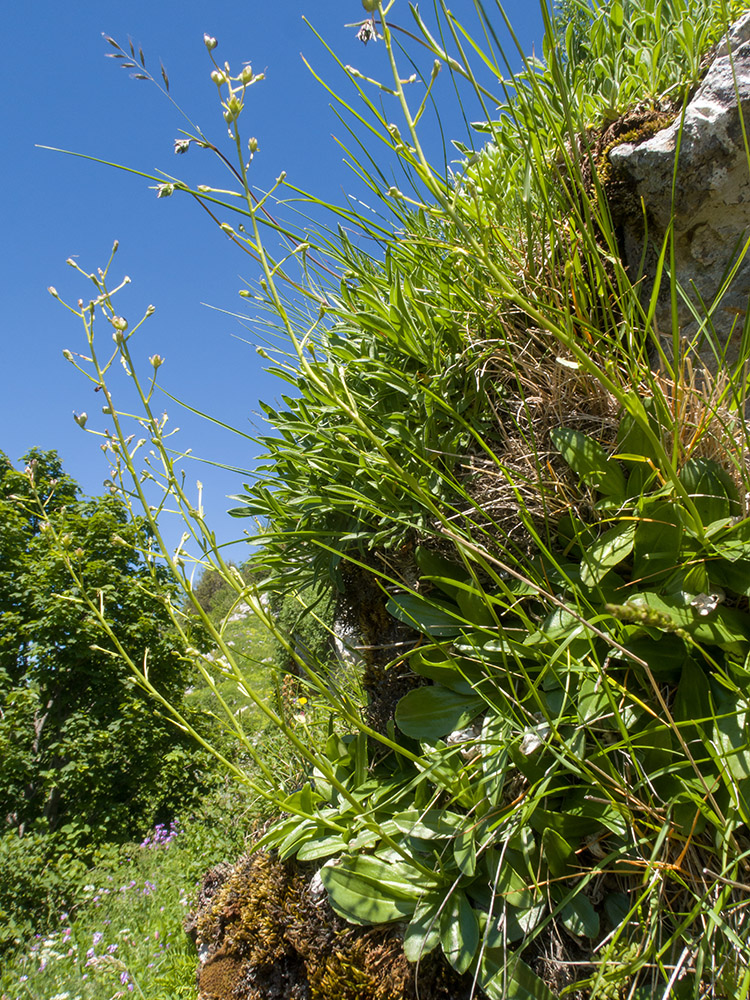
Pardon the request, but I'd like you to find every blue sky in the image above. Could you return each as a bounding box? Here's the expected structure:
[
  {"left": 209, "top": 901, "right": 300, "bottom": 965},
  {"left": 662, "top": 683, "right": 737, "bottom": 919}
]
[{"left": 3, "top": 1, "right": 545, "bottom": 556}]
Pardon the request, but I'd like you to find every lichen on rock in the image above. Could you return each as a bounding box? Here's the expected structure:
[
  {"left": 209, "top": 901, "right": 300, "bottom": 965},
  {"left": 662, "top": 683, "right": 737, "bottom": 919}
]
[{"left": 608, "top": 12, "right": 750, "bottom": 366}]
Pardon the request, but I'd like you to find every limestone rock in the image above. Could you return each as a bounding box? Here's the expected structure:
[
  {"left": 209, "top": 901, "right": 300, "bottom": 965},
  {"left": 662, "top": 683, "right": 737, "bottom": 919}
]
[{"left": 609, "top": 13, "right": 750, "bottom": 365}]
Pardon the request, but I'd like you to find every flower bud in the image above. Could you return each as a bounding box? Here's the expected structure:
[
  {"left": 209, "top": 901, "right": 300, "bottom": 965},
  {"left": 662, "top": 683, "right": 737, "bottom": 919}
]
[
  {"left": 112, "top": 316, "right": 128, "bottom": 332},
  {"left": 156, "top": 183, "right": 175, "bottom": 198},
  {"left": 248, "top": 136, "right": 259, "bottom": 154},
  {"left": 239, "top": 65, "right": 255, "bottom": 84},
  {"left": 211, "top": 69, "right": 226, "bottom": 85},
  {"left": 145, "top": 304, "right": 156, "bottom": 317},
  {"left": 48, "top": 286, "right": 59, "bottom": 298},
  {"left": 62, "top": 349, "right": 73, "bottom": 361},
  {"left": 223, "top": 96, "right": 242, "bottom": 123},
  {"left": 204, "top": 34, "right": 218, "bottom": 51},
  {"left": 74, "top": 548, "right": 84, "bottom": 559},
  {"left": 362, "top": 0, "right": 379, "bottom": 10},
  {"left": 174, "top": 138, "right": 191, "bottom": 155},
  {"left": 112, "top": 240, "right": 119, "bottom": 252},
  {"left": 149, "top": 354, "right": 165, "bottom": 369},
  {"left": 73, "top": 411, "right": 88, "bottom": 428}
]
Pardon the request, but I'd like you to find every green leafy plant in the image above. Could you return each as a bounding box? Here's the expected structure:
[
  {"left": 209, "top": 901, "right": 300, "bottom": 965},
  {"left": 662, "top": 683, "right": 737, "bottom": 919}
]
[{"left": 44, "top": 0, "right": 750, "bottom": 995}]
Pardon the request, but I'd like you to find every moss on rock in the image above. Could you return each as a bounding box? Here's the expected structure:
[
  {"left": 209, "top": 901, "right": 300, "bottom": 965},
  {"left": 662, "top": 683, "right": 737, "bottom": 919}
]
[{"left": 190, "top": 851, "right": 486, "bottom": 1000}]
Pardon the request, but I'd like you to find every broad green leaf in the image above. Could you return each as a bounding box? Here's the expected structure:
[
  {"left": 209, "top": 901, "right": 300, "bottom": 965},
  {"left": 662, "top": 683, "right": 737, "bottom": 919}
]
[
  {"left": 711, "top": 519, "right": 750, "bottom": 562},
  {"left": 633, "top": 593, "right": 750, "bottom": 654},
  {"left": 403, "top": 891, "right": 443, "bottom": 962},
  {"left": 296, "top": 835, "right": 348, "bottom": 862},
  {"left": 680, "top": 457, "right": 740, "bottom": 526},
  {"left": 454, "top": 827, "right": 477, "bottom": 877},
  {"left": 673, "top": 657, "right": 711, "bottom": 755},
  {"left": 396, "top": 685, "right": 484, "bottom": 740},
  {"left": 633, "top": 718, "right": 676, "bottom": 775},
  {"left": 710, "top": 683, "right": 750, "bottom": 783},
  {"left": 457, "top": 587, "right": 498, "bottom": 627},
  {"left": 604, "top": 892, "right": 630, "bottom": 927},
  {"left": 580, "top": 521, "right": 635, "bottom": 587},
  {"left": 616, "top": 400, "right": 661, "bottom": 494},
  {"left": 410, "top": 648, "right": 474, "bottom": 695},
  {"left": 320, "top": 856, "right": 425, "bottom": 925},
  {"left": 490, "top": 852, "right": 536, "bottom": 909},
  {"left": 532, "top": 795, "right": 627, "bottom": 840},
  {"left": 542, "top": 827, "right": 576, "bottom": 878},
  {"left": 709, "top": 558, "right": 750, "bottom": 597},
  {"left": 276, "top": 819, "right": 320, "bottom": 860},
  {"left": 440, "top": 890, "right": 479, "bottom": 974},
  {"left": 577, "top": 675, "right": 613, "bottom": 725},
  {"left": 414, "top": 546, "right": 469, "bottom": 601},
  {"left": 538, "top": 605, "right": 585, "bottom": 641},
  {"left": 632, "top": 500, "right": 683, "bottom": 580},
  {"left": 386, "top": 592, "right": 464, "bottom": 636},
  {"left": 559, "top": 893, "right": 600, "bottom": 938},
  {"left": 557, "top": 513, "right": 597, "bottom": 556},
  {"left": 621, "top": 633, "right": 689, "bottom": 680},
  {"left": 550, "top": 428, "right": 626, "bottom": 499},
  {"left": 252, "top": 815, "right": 305, "bottom": 854},
  {"left": 480, "top": 952, "right": 556, "bottom": 1000},
  {"left": 280, "top": 782, "right": 319, "bottom": 815},
  {"left": 504, "top": 900, "right": 547, "bottom": 941},
  {"left": 390, "top": 808, "right": 466, "bottom": 839}
]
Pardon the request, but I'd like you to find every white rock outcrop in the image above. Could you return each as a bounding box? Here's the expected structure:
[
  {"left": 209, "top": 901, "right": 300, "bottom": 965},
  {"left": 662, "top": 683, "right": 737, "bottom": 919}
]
[{"left": 609, "top": 13, "right": 750, "bottom": 365}]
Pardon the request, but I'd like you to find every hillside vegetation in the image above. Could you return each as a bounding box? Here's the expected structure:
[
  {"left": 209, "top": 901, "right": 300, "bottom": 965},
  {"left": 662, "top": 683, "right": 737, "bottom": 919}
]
[{"left": 28, "top": 0, "right": 750, "bottom": 997}]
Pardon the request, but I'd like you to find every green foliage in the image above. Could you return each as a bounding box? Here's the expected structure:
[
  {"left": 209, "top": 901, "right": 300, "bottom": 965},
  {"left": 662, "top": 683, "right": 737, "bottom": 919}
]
[
  {"left": 0, "top": 450, "right": 215, "bottom": 955},
  {"left": 0, "top": 783, "right": 254, "bottom": 1000},
  {"left": 191, "top": 562, "right": 259, "bottom": 621},
  {"left": 269, "top": 584, "right": 335, "bottom": 679},
  {"left": 0, "top": 450, "right": 204, "bottom": 846},
  {"left": 47, "top": 0, "right": 750, "bottom": 996}
]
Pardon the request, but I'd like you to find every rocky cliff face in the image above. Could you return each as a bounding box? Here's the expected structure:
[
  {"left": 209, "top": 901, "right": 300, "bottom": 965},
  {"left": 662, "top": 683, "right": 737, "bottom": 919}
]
[{"left": 609, "top": 13, "right": 750, "bottom": 367}]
